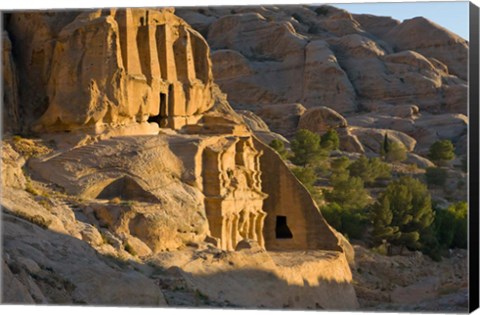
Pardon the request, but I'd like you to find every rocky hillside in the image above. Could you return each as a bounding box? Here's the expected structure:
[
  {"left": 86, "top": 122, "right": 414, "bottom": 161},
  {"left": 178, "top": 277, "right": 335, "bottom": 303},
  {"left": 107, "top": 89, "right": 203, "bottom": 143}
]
[
  {"left": 1, "top": 8, "right": 358, "bottom": 309},
  {"left": 1, "top": 5, "right": 469, "bottom": 311},
  {"left": 176, "top": 4, "right": 468, "bottom": 160}
]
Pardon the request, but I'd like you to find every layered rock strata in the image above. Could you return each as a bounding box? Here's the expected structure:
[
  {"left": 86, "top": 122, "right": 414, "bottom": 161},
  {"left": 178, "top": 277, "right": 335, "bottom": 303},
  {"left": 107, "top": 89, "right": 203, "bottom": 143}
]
[{"left": 8, "top": 8, "right": 214, "bottom": 133}]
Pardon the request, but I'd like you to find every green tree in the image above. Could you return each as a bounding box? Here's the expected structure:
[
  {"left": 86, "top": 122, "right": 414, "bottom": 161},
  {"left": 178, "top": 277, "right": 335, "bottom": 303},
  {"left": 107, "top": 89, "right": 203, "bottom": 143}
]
[
  {"left": 386, "top": 142, "right": 407, "bottom": 162},
  {"left": 321, "top": 202, "right": 343, "bottom": 231},
  {"left": 451, "top": 202, "right": 468, "bottom": 249},
  {"left": 428, "top": 140, "right": 455, "bottom": 165},
  {"left": 269, "top": 139, "right": 289, "bottom": 159},
  {"left": 330, "top": 156, "right": 351, "bottom": 176},
  {"left": 292, "top": 166, "right": 317, "bottom": 190},
  {"left": 325, "top": 173, "right": 371, "bottom": 210},
  {"left": 290, "top": 129, "right": 325, "bottom": 167},
  {"left": 381, "top": 133, "right": 406, "bottom": 162},
  {"left": 320, "top": 129, "right": 340, "bottom": 151},
  {"left": 370, "top": 176, "right": 434, "bottom": 253},
  {"left": 425, "top": 167, "right": 448, "bottom": 187},
  {"left": 434, "top": 201, "right": 468, "bottom": 249},
  {"left": 382, "top": 133, "right": 391, "bottom": 157},
  {"left": 348, "top": 156, "right": 391, "bottom": 185}
]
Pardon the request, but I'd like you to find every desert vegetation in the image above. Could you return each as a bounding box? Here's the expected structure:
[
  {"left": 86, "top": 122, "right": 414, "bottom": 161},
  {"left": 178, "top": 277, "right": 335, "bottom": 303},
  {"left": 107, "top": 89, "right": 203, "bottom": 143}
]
[{"left": 271, "top": 130, "right": 468, "bottom": 261}]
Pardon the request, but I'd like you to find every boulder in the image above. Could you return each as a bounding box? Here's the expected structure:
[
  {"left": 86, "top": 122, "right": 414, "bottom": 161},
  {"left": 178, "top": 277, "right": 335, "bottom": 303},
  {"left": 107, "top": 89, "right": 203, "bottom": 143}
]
[
  {"left": 298, "top": 106, "right": 348, "bottom": 134},
  {"left": 405, "top": 152, "right": 435, "bottom": 169},
  {"left": 255, "top": 103, "right": 306, "bottom": 138},
  {"left": 302, "top": 40, "right": 357, "bottom": 113},
  {"left": 2, "top": 214, "right": 166, "bottom": 305},
  {"left": 79, "top": 223, "right": 104, "bottom": 247},
  {"left": 413, "top": 113, "right": 468, "bottom": 154},
  {"left": 337, "top": 128, "right": 365, "bottom": 154},
  {"left": 349, "top": 127, "right": 416, "bottom": 154},
  {"left": 238, "top": 110, "right": 289, "bottom": 145},
  {"left": 383, "top": 17, "right": 468, "bottom": 80},
  {"left": 1, "top": 142, "right": 26, "bottom": 189},
  {"left": 352, "top": 13, "right": 400, "bottom": 38}
]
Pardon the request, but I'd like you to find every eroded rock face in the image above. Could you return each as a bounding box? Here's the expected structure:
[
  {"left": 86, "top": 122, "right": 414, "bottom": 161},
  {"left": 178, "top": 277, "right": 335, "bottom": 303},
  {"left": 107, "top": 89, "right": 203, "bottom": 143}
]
[
  {"left": 8, "top": 8, "right": 214, "bottom": 133},
  {"left": 201, "top": 137, "right": 267, "bottom": 250},
  {"left": 2, "top": 7, "right": 361, "bottom": 308},
  {"left": 383, "top": 17, "right": 468, "bottom": 80},
  {"left": 254, "top": 103, "right": 306, "bottom": 138},
  {"left": 254, "top": 139, "right": 342, "bottom": 252},
  {"left": 179, "top": 5, "right": 467, "bottom": 117},
  {"left": 2, "top": 213, "right": 166, "bottom": 305},
  {"left": 2, "top": 32, "right": 20, "bottom": 134},
  {"left": 298, "top": 106, "right": 348, "bottom": 134}
]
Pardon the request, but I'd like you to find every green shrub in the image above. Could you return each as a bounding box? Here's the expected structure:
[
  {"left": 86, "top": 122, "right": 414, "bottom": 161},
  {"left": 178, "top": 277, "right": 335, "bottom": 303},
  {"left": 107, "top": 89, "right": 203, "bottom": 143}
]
[
  {"left": 320, "top": 129, "right": 340, "bottom": 151},
  {"left": 385, "top": 142, "right": 407, "bottom": 162},
  {"left": 321, "top": 201, "right": 368, "bottom": 240},
  {"left": 425, "top": 167, "right": 448, "bottom": 187},
  {"left": 292, "top": 166, "right": 317, "bottom": 191},
  {"left": 321, "top": 202, "right": 343, "bottom": 231},
  {"left": 434, "top": 202, "right": 467, "bottom": 249},
  {"left": 381, "top": 133, "right": 407, "bottom": 162},
  {"left": 269, "top": 139, "right": 289, "bottom": 159},
  {"left": 370, "top": 176, "right": 434, "bottom": 254},
  {"left": 290, "top": 129, "right": 326, "bottom": 167},
  {"left": 428, "top": 140, "right": 455, "bottom": 164},
  {"left": 124, "top": 242, "right": 137, "bottom": 256},
  {"left": 324, "top": 173, "right": 371, "bottom": 211},
  {"left": 348, "top": 156, "right": 391, "bottom": 185}
]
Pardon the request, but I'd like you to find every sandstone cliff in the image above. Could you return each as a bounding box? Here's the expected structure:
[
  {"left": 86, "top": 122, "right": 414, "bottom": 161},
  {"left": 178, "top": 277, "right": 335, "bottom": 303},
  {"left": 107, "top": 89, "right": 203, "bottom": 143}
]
[
  {"left": 176, "top": 5, "right": 468, "bottom": 159},
  {"left": 8, "top": 8, "right": 213, "bottom": 134},
  {"left": 1, "top": 7, "right": 357, "bottom": 308}
]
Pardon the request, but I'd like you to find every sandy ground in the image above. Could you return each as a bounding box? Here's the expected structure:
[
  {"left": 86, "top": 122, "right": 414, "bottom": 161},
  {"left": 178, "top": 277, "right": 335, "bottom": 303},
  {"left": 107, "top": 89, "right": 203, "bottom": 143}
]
[{"left": 351, "top": 245, "right": 468, "bottom": 312}]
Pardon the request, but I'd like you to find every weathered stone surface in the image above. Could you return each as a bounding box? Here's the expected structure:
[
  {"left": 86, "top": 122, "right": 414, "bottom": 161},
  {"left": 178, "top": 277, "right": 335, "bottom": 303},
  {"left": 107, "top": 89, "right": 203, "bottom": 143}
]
[
  {"left": 2, "top": 32, "right": 20, "bottom": 134},
  {"left": 174, "top": 9, "right": 217, "bottom": 37},
  {"left": 337, "top": 128, "right": 365, "bottom": 154},
  {"left": 255, "top": 103, "right": 306, "bottom": 138},
  {"left": 383, "top": 17, "right": 468, "bottom": 80},
  {"left": 254, "top": 138, "right": 342, "bottom": 251},
  {"left": 352, "top": 13, "right": 400, "bottom": 38},
  {"left": 361, "top": 103, "right": 419, "bottom": 119},
  {"left": 2, "top": 213, "right": 166, "bottom": 305},
  {"left": 235, "top": 239, "right": 263, "bottom": 251},
  {"left": 7, "top": 11, "right": 79, "bottom": 132},
  {"left": 8, "top": 9, "right": 214, "bottom": 133},
  {"left": 298, "top": 106, "right": 348, "bottom": 134},
  {"left": 2, "top": 259, "right": 36, "bottom": 304},
  {"left": 1, "top": 142, "right": 27, "bottom": 189},
  {"left": 346, "top": 110, "right": 467, "bottom": 156},
  {"left": 150, "top": 245, "right": 358, "bottom": 309},
  {"left": 238, "top": 110, "right": 289, "bottom": 145},
  {"left": 405, "top": 153, "right": 435, "bottom": 169},
  {"left": 28, "top": 136, "right": 210, "bottom": 252},
  {"left": 412, "top": 113, "right": 468, "bottom": 155},
  {"left": 302, "top": 40, "right": 357, "bottom": 113},
  {"left": 206, "top": 12, "right": 309, "bottom": 108},
  {"left": 349, "top": 126, "right": 416, "bottom": 155}
]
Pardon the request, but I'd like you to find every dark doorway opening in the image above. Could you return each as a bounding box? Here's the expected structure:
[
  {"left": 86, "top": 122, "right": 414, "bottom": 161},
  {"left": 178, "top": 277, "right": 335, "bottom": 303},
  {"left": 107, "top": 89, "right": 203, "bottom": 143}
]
[
  {"left": 148, "top": 93, "right": 167, "bottom": 124},
  {"left": 275, "top": 216, "right": 293, "bottom": 239},
  {"left": 160, "top": 93, "right": 167, "bottom": 117}
]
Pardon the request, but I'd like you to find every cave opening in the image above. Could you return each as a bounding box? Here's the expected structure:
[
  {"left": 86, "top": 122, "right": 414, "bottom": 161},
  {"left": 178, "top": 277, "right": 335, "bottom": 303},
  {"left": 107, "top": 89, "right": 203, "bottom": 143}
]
[{"left": 275, "top": 215, "right": 293, "bottom": 239}]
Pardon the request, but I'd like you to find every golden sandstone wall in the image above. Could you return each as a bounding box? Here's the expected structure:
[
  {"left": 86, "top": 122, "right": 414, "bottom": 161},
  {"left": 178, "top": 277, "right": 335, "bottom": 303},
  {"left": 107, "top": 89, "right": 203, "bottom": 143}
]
[
  {"left": 8, "top": 8, "right": 214, "bottom": 133},
  {"left": 4, "top": 8, "right": 345, "bottom": 256}
]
